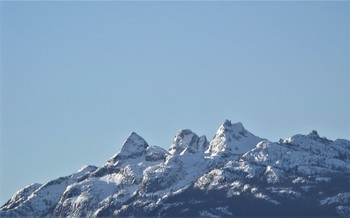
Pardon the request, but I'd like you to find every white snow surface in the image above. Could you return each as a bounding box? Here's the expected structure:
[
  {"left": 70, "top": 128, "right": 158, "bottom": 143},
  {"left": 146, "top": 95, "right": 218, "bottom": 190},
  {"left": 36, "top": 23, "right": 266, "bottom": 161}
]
[
  {"left": 1, "top": 120, "right": 350, "bottom": 217},
  {"left": 0, "top": 165, "right": 97, "bottom": 217},
  {"left": 207, "top": 119, "right": 265, "bottom": 156}
]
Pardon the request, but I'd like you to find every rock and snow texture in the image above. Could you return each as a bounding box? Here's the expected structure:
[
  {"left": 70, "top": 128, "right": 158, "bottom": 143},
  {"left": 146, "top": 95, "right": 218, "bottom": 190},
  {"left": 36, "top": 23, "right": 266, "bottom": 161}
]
[
  {"left": 110, "top": 132, "right": 149, "bottom": 161},
  {"left": 207, "top": 119, "right": 264, "bottom": 156},
  {"left": 0, "top": 165, "right": 97, "bottom": 217},
  {"left": 1, "top": 120, "right": 350, "bottom": 217},
  {"left": 169, "top": 129, "right": 209, "bottom": 155}
]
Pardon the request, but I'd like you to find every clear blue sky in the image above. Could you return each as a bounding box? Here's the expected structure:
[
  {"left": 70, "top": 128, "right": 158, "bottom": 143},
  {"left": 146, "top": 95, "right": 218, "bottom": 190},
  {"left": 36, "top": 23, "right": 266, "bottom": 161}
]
[{"left": 1, "top": 1, "right": 349, "bottom": 205}]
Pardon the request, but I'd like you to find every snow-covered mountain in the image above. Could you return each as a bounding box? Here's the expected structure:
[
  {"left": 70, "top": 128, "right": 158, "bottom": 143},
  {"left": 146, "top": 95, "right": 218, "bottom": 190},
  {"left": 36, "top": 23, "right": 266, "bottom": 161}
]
[{"left": 1, "top": 120, "right": 350, "bottom": 217}]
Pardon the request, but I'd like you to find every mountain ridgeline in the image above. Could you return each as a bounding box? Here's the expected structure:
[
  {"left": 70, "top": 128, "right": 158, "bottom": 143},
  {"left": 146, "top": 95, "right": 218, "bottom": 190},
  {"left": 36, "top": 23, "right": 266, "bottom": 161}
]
[{"left": 1, "top": 120, "right": 350, "bottom": 217}]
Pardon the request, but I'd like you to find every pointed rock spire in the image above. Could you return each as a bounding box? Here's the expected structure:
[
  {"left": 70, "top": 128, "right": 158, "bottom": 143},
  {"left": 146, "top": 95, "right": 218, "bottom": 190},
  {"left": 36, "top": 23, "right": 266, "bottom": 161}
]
[
  {"left": 169, "top": 129, "right": 200, "bottom": 155},
  {"left": 216, "top": 120, "right": 245, "bottom": 138},
  {"left": 110, "top": 132, "right": 149, "bottom": 162},
  {"left": 207, "top": 119, "right": 264, "bottom": 156},
  {"left": 308, "top": 130, "right": 320, "bottom": 138}
]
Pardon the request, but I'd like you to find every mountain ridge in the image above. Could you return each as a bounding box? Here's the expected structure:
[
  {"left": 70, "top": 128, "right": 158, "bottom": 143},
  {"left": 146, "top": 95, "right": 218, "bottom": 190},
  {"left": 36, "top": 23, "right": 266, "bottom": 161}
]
[{"left": 1, "top": 120, "right": 349, "bottom": 217}]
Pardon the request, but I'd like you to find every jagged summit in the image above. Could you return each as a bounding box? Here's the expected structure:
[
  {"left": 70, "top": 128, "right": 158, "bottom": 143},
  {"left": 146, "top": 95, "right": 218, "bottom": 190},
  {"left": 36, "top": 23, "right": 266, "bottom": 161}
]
[
  {"left": 1, "top": 120, "right": 349, "bottom": 217},
  {"left": 110, "top": 132, "right": 149, "bottom": 161},
  {"left": 169, "top": 129, "right": 199, "bottom": 155},
  {"left": 221, "top": 119, "right": 244, "bottom": 130},
  {"left": 309, "top": 130, "right": 320, "bottom": 137},
  {"left": 168, "top": 129, "right": 210, "bottom": 155},
  {"left": 207, "top": 119, "right": 264, "bottom": 156},
  {"left": 222, "top": 119, "right": 232, "bottom": 127}
]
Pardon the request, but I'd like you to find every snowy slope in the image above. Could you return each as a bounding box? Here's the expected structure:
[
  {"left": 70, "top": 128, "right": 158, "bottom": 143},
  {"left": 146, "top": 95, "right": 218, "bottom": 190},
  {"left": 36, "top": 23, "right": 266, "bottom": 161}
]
[
  {"left": 0, "top": 165, "right": 97, "bottom": 217},
  {"left": 53, "top": 132, "right": 168, "bottom": 217},
  {"left": 1, "top": 120, "right": 349, "bottom": 217}
]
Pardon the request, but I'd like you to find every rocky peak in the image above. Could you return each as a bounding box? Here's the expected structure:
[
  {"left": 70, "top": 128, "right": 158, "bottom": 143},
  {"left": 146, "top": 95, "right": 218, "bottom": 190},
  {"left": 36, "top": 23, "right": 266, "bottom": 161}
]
[
  {"left": 1, "top": 120, "right": 350, "bottom": 217},
  {"left": 110, "top": 132, "right": 149, "bottom": 162},
  {"left": 215, "top": 120, "right": 246, "bottom": 139},
  {"left": 169, "top": 129, "right": 200, "bottom": 155},
  {"left": 222, "top": 119, "right": 232, "bottom": 128},
  {"left": 207, "top": 120, "right": 264, "bottom": 156},
  {"left": 309, "top": 130, "right": 320, "bottom": 138}
]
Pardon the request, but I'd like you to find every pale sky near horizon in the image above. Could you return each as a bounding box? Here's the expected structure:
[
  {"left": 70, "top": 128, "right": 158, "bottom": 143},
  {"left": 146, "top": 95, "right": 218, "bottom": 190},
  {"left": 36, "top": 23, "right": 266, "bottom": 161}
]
[{"left": 1, "top": 1, "right": 349, "bottom": 205}]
